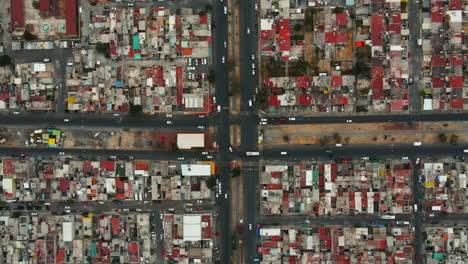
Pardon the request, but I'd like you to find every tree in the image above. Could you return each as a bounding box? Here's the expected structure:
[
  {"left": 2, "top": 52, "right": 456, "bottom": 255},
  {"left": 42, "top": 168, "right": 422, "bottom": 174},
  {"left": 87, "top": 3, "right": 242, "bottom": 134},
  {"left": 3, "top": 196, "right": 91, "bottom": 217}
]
[
  {"left": 449, "top": 135, "right": 459, "bottom": 145},
  {"left": 204, "top": 4, "right": 213, "bottom": 13},
  {"left": 231, "top": 167, "right": 241, "bottom": 178},
  {"left": 129, "top": 104, "right": 143, "bottom": 118},
  {"left": 208, "top": 70, "right": 215, "bottom": 84},
  {"left": 438, "top": 133, "right": 447, "bottom": 143},
  {"left": 283, "top": 135, "right": 290, "bottom": 142},
  {"left": 344, "top": 137, "right": 350, "bottom": 144},
  {"left": 420, "top": 90, "right": 426, "bottom": 97},
  {"left": 95, "top": 42, "right": 111, "bottom": 58},
  {"left": 294, "top": 24, "right": 303, "bottom": 32},
  {"left": 0, "top": 55, "right": 11, "bottom": 67},
  {"left": 206, "top": 176, "right": 216, "bottom": 190},
  {"left": 23, "top": 31, "right": 38, "bottom": 41},
  {"left": 333, "top": 133, "right": 341, "bottom": 143},
  {"left": 32, "top": 1, "right": 39, "bottom": 9}
]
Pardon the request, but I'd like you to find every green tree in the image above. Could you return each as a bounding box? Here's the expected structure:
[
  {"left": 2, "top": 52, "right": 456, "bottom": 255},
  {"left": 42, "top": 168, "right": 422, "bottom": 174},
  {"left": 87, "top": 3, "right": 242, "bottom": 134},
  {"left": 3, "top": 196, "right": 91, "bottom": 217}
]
[
  {"left": 231, "top": 167, "right": 241, "bottom": 178},
  {"left": 95, "top": 42, "right": 111, "bottom": 58},
  {"left": 283, "top": 135, "right": 290, "bottom": 142},
  {"left": 438, "top": 133, "right": 447, "bottom": 143},
  {"left": 0, "top": 55, "right": 12, "bottom": 67},
  {"left": 206, "top": 176, "right": 216, "bottom": 190},
  {"left": 449, "top": 135, "right": 459, "bottom": 145},
  {"left": 294, "top": 24, "right": 303, "bottom": 32},
  {"left": 32, "top": 1, "right": 39, "bottom": 9},
  {"left": 208, "top": 70, "right": 215, "bottom": 84},
  {"left": 333, "top": 133, "right": 341, "bottom": 143},
  {"left": 129, "top": 104, "right": 143, "bottom": 118},
  {"left": 204, "top": 4, "right": 213, "bottom": 13},
  {"left": 23, "top": 31, "right": 38, "bottom": 41},
  {"left": 420, "top": 90, "right": 426, "bottom": 97}
]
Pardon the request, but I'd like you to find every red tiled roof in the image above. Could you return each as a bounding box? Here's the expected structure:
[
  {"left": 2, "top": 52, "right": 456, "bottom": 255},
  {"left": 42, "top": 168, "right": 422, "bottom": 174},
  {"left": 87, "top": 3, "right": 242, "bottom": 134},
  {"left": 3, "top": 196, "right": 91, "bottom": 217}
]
[
  {"left": 335, "top": 13, "right": 348, "bottom": 26},
  {"left": 39, "top": 0, "right": 50, "bottom": 12},
  {"left": 371, "top": 13, "right": 384, "bottom": 46},
  {"left": 331, "top": 76, "right": 343, "bottom": 87},
  {"left": 297, "top": 76, "right": 310, "bottom": 88},
  {"left": 391, "top": 13, "right": 401, "bottom": 23},
  {"left": 432, "top": 77, "right": 445, "bottom": 88},
  {"left": 371, "top": 67, "right": 384, "bottom": 100},
  {"left": 389, "top": 23, "right": 401, "bottom": 35},
  {"left": 431, "top": 55, "right": 446, "bottom": 67},
  {"left": 100, "top": 161, "right": 115, "bottom": 171},
  {"left": 390, "top": 100, "right": 404, "bottom": 111},
  {"left": 449, "top": 55, "right": 463, "bottom": 66},
  {"left": 449, "top": 0, "right": 462, "bottom": 9},
  {"left": 65, "top": 0, "right": 78, "bottom": 36},
  {"left": 278, "top": 19, "right": 291, "bottom": 51},
  {"left": 325, "top": 30, "right": 347, "bottom": 44},
  {"left": 431, "top": 1, "right": 444, "bottom": 23},
  {"left": 11, "top": 0, "right": 25, "bottom": 29},
  {"left": 449, "top": 76, "right": 463, "bottom": 88},
  {"left": 268, "top": 95, "right": 280, "bottom": 106},
  {"left": 111, "top": 218, "right": 120, "bottom": 235},
  {"left": 176, "top": 66, "right": 183, "bottom": 105},
  {"left": 298, "top": 94, "right": 312, "bottom": 105}
]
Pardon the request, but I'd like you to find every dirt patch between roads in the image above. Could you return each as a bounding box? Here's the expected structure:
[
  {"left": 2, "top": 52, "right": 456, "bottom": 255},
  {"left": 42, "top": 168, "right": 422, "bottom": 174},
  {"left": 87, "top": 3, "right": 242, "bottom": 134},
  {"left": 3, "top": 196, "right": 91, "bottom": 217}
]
[{"left": 263, "top": 121, "right": 468, "bottom": 145}]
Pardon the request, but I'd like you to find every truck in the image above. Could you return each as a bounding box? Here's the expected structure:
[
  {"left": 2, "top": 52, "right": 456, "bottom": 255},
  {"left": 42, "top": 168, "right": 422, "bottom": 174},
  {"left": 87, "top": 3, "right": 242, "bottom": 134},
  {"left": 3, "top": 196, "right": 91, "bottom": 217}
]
[
  {"left": 246, "top": 152, "right": 259, "bottom": 156},
  {"left": 418, "top": 38, "right": 422, "bottom": 46},
  {"left": 379, "top": 215, "right": 396, "bottom": 220}
]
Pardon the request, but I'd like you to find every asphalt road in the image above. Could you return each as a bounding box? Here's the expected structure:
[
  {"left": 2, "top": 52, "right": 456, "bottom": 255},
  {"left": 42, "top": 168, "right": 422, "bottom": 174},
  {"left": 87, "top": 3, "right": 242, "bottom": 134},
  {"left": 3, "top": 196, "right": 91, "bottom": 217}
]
[
  {"left": 0, "top": 112, "right": 208, "bottom": 130},
  {"left": 212, "top": 0, "right": 232, "bottom": 263},
  {"left": 408, "top": 0, "right": 422, "bottom": 112}
]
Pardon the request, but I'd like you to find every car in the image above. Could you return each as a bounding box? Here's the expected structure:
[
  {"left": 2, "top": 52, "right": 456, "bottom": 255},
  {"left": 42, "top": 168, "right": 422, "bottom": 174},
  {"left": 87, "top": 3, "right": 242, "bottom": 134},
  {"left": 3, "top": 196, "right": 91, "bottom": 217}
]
[
  {"left": 280, "top": 152, "right": 287, "bottom": 155},
  {"left": 249, "top": 224, "right": 252, "bottom": 230},
  {"left": 109, "top": 156, "right": 116, "bottom": 159},
  {"left": 224, "top": 6, "right": 227, "bottom": 14},
  {"left": 252, "top": 69, "right": 255, "bottom": 75},
  {"left": 20, "top": 153, "right": 28, "bottom": 158},
  {"left": 64, "top": 119, "right": 70, "bottom": 122},
  {"left": 31, "top": 212, "right": 38, "bottom": 216},
  {"left": 346, "top": 119, "right": 352, "bottom": 123},
  {"left": 98, "top": 201, "right": 104, "bottom": 204},
  {"left": 203, "top": 59, "right": 207, "bottom": 64},
  {"left": 167, "top": 120, "right": 172, "bottom": 124},
  {"left": 249, "top": 100, "right": 252, "bottom": 107},
  {"left": 229, "top": 146, "right": 233, "bottom": 152},
  {"left": 279, "top": 117, "right": 287, "bottom": 121},
  {"left": 247, "top": 27, "right": 250, "bottom": 34},
  {"left": 67, "top": 62, "right": 74, "bottom": 66},
  {"left": 113, "top": 113, "right": 120, "bottom": 117},
  {"left": 195, "top": 207, "right": 203, "bottom": 211},
  {"left": 177, "top": 157, "right": 184, "bottom": 161},
  {"left": 197, "top": 126, "right": 204, "bottom": 129},
  {"left": 207, "top": 155, "right": 213, "bottom": 159},
  {"left": 261, "top": 118, "right": 267, "bottom": 121},
  {"left": 123, "top": 208, "right": 130, "bottom": 212},
  {"left": 217, "top": 105, "right": 221, "bottom": 112},
  {"left": 224, "top": 41, "right": 227, "bottom": 48},
  {"left": 362, "top": 157, "right": 370, "bottom": 160},
  {"left": 13, "top": 111, "right": 19, "bottom": 115},
  {"left": 59, "top": 152, "right": 65, "bottom": 155},
  {"left": 202, "top": 151, "right": 208, "bottom": 155},
  {"left": 127, "top": 3, "right": 134, "bottom": 6},
  {"left": 43, "top": 58, "right": 50, "bottom": 62},
  {"left": 251, "top": 54, "right": 255, "bottom": 60},
  {"left": 260, "top": 121, "right": 267, "bottom": 125},
  {"left": 168, "top": 208, "right": 175, "bottom": 212},
  {"left": 289, "top": 117, "right": 295, "bottom": 121},
  {"left": 221, "top": 56, "right": 225, "bottom": 63},
  {"left": 252, "top": 63, "right": 255, "bottom": 69},
  {"left": 255, "top": 3, "right": 258, "bottom": 10},
  {"left": 224, "top": 193, "right": 228, "bottom": 199}
]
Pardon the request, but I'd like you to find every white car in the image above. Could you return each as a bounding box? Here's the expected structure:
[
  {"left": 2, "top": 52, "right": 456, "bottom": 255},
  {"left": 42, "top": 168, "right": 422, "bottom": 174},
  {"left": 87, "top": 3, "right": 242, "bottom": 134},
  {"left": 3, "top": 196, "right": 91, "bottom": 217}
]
[
  {"left": 255, "top": 3, "right": 258, "bottom": 10},
  {"left": 202, "top": 151, "right": 208, "bottom": 155},
  {"left": 217, "top": 105, "right": 221, "bottom": 112},
  {"left": 221, "top": 56, "right": 225, "bottom": 63},
  {"left": 224, "top": 41, "right": 227, "bottom": 47},
  {"left": 113, "top": 113, "right": 120, "bottom": 117},
  {"left": 362, "top": 157, "right": 370, "bottom": 160},
  {"left": 247, "top": 27, "right": 250, "bottom": 34},
  {"left": 252, "top": 69, "right": 255, "bottom": 75},
  {"left": 207, "top": 155, "right": 213, "bottom": 159},
  {"left": 177, "top": 157, "right": 184, "bottom": 161},
  {"left": 289, "top": 117, "right": 296, "bottom": 121},
  {"left": 249, "top": 100, "right": 252, "bottom": 107},
  {"left": 13, "top": 111, "right": 19, "bottom": 115},
  {"left": 64, "top": 119, "right": 70, "bottom": 122},
  {"left": 251, "top": 54, "right": 255, "bottom": 60},
  {"left": 224, "top": 193, "right": 228, "bottom": 199},
  {"left": 43, "top": 58, "right": 50, "bottom": 62},
  {"left": 202, "top": 59, "right": 207, "bottom": 64},
  {"left": 346, "top": 119, "right": 352, "bottom": 123},
  {"left": 224, "top": 6, "right": 227, "bottom": 14},
  {"left": 280, "top": 152, "right": 287, "bottom": 155},
  {"left": 229, "top": 146, "right": 233, "bottom": 152},
  {"left": 402, "top": 157, "right": 409, "bottom": 160},
  {"left": 59, "top": 152, "right": 65, "bottom": 155},
  {"left": 260, "top": 122, "right": 267, "bottom": 125},
  {"left": 261, "top": 118, "right": 268, "bottom": 121},
  {"left": 197, "top": 126, "right": 204, "bottom": 129},
  {"left": 110, "top": 156, "right": 117, "bottom": 159},
  {"left": 167, "top": 120, "right": 172, "bottom": 125},
  {"left": 252, "top": 63, "right": 255, "bottom": 69}
]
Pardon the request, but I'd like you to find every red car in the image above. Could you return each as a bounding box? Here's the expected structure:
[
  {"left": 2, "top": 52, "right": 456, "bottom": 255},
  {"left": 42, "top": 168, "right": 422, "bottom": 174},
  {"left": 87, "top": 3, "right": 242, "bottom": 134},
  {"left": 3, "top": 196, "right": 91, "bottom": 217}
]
[
  {"left": 195, "top": 207, "right": 203, "bottom": 211},
  {"left": 279, "top": 117, "right": 287, "bottom": 121}
]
